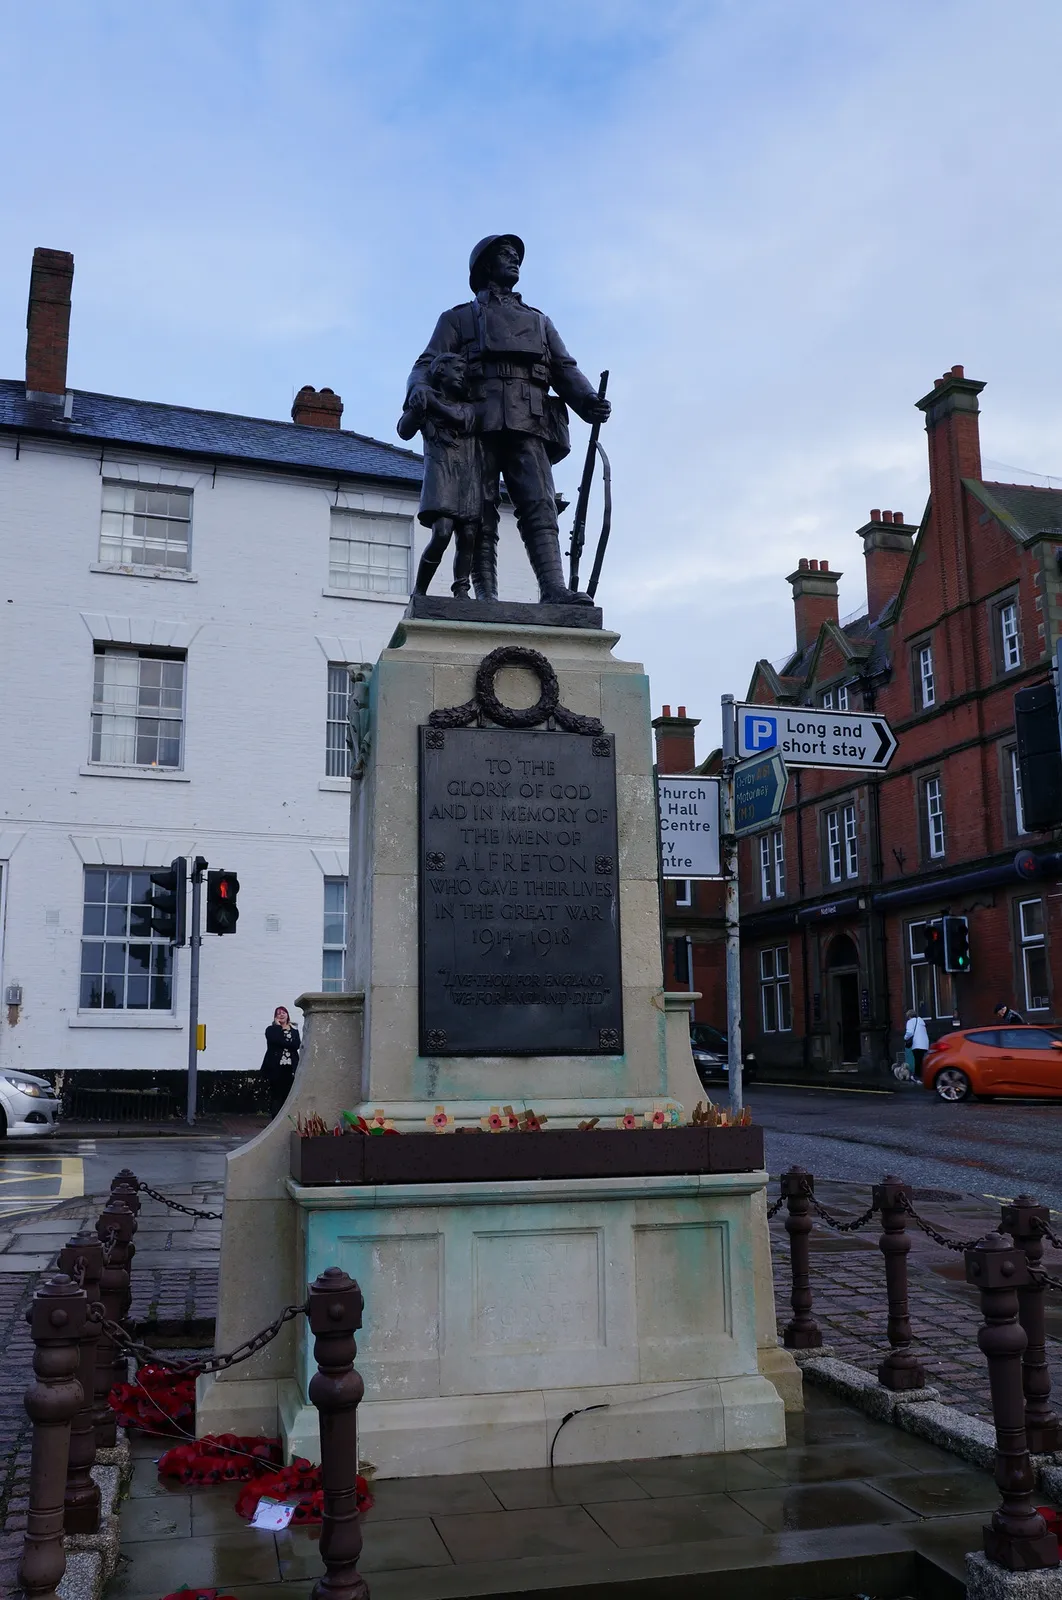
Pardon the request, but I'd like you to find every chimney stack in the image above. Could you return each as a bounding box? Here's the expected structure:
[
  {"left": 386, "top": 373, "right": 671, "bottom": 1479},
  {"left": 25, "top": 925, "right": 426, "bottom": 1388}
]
[
  {"left": 857, "top": 509, "right": 915, "bottom": 620},
  {"left": 292, "top": 386, "right": 343, "bottom": 428},
  {"left": 25, "top": 247, "right": 74, "bottom": 402},
  {"left": 914, "top": 365, "right": 985, "bottom": 613},
  {"left": 652, "top": 705, "right": 700, "bottom": 773},
  {"left": 787, "top": 559, "right": 841, "bottom": 653}
]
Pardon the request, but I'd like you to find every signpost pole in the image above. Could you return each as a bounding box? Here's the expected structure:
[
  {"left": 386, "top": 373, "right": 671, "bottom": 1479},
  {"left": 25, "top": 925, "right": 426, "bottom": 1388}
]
[
  {"left": 721, "top": 695, "right": 742, "bottom": 1117},
  {"left": 185, "top": 863, "right": 203, "bottom": 1127}
]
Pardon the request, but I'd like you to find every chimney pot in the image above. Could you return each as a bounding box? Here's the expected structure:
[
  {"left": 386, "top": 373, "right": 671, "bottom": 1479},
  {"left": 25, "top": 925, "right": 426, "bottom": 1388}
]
[
  {"left": 678, "top": 705, "right": 686, "bottom": 718},
  {"left": 894, "top": 511, "right": 904, "bottom": 525},
  {"left": 882, "top": 510, "right": 893, "bottom": 523},
  {"left": 662, "top": 704, "right": 671, "bottom": 718},
  {"left": 798, "top": 557, "right": 809, "bottom": 570},
  {"left": 933, "top": 376, "right": 944, "bottom": 388},
  {"left": 871, "top": 509, "right": 882, "bottom": 522},
  {"left": 787, "top": 558, "right": 841, "bottom": 652},
  {"left": 292, "top": 385, "right": 344, "bottom": 428},
  {"left": 951, "top": 364, "right": 964, "bottom": 377},
  {"left": 25, "top": 247, "right": 74, "bottom": 400}
]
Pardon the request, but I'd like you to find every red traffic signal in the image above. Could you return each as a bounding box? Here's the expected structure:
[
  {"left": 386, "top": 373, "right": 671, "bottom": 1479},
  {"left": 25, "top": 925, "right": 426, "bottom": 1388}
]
[
  {"left": 206, "top": 870, "right": 240, "bottom": 935},
  {"left": 919, "top": 923, "right": 945, "bottom": 969}
]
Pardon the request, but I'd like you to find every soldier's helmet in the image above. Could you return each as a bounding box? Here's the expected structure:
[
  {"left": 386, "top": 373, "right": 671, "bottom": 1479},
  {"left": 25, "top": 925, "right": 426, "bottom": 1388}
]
[{"left": 468, "top": 235, "right": 525, "bottom": 292}]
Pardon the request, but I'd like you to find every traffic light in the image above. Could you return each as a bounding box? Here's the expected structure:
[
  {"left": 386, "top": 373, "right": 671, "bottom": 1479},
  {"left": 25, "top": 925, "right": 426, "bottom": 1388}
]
[
  {"left": 1015, "top": 683, "right": 1062, "bottom": 830},
  {"left": 919, "top": 922, "right": 945, "bottom": 968},
  {"left": 941, "top": 914, "right": 971, "bottom": 974},
  {"left": 146, "top": 857, "right": 187, "bottom": 946},
  {"left": 206, "top": 870, "right": 240, "bottom": 935}
]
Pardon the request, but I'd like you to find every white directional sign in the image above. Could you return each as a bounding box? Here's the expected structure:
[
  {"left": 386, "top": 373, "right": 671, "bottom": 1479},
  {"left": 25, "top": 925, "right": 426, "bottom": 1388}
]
[
  {"left": 657, "top": 775, "right": 721, "bottom": 878},
  {"left": 736, "top": 703, "right": 898, "bottom": 771}
]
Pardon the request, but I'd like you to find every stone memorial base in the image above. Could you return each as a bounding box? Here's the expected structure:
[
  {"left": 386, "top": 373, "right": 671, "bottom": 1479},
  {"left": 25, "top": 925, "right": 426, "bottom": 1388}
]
[
  {"left": 279, "top": 1169, "right": 784, "bottom": 1478},
  {"left": 198, "top": 612, "right": 800, "bottom": 1460}
]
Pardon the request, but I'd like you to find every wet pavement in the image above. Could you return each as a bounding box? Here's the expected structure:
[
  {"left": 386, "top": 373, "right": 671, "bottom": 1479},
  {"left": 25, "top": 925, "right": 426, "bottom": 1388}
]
[{"left": 105, "top": 1386, "right": 1004, "bottom": 1598}]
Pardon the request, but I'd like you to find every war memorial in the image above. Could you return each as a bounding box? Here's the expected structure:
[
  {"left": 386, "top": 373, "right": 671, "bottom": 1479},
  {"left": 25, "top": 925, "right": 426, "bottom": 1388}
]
[{"left": 196, "top": 234, "right": 798, "bottom": 1477}]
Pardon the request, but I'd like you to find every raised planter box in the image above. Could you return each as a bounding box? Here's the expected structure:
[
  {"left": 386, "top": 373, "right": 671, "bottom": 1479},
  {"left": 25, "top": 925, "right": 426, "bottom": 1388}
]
[{"left": 290, "top": 1125, "right": 764, "bottom": 1187}]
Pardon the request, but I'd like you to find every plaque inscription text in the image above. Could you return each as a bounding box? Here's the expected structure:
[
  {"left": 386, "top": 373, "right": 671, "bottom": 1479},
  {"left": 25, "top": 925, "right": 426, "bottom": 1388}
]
[{"left": 419, "top": 727, "right": 623, "bottom": 1056}]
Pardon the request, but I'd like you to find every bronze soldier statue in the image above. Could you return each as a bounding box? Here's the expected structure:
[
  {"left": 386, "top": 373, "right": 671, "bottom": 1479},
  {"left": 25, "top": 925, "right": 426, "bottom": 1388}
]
[{"left": 404, "top": 234, "right": 611, "bottom": 606}]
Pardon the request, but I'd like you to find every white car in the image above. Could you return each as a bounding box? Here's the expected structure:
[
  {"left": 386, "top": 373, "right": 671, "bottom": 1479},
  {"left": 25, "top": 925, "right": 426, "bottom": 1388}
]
[{"left": 0, "top": 1071, "right": 61, "bottom": 1137}]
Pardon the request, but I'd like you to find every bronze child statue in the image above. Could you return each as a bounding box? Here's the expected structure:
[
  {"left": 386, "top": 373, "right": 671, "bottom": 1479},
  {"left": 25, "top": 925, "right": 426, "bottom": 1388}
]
[{"left": 397, "top": 351, "right": 482, "bottom": 598}]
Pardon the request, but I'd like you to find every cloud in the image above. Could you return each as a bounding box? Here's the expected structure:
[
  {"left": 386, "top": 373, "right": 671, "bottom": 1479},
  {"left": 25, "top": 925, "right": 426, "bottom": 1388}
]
[{"left": 2, "top": 0, "right": 1061, "bottom": 747}]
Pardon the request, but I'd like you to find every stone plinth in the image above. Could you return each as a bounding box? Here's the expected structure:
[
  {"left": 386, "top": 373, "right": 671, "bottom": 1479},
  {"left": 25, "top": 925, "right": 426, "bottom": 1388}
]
[
  {"left": 347, "top": 616, "right": 706, "bottom": 1123},
  {"left": 280, "top": 1169, "right": 785, "bottom": 1476}
]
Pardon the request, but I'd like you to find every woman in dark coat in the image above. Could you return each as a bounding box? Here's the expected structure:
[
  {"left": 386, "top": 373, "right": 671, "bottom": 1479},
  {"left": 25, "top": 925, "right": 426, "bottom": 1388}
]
[{"left": 261, "top": 1005, "right": 300, "bottom": 1119}]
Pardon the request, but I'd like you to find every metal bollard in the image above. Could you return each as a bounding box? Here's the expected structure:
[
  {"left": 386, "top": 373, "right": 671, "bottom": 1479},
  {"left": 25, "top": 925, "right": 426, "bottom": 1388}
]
[
  {"left": 18, "top": 1275, "right": 89, "bottom": 1600},
  {"left": 307, "top": 1266, "right": 369, "bottom": 1600},
  {"left": 94, "top": 1196, "right": 136, "bottom": 1449},
  {"left": 781, "top": 1166, "right": 822, "bottom": 1349},
  {"left": 1000, "top": 1196, "right": 1060, "bottom": 1455},
  {"left": 56, "top": 1231, "right": 104, "bottom": 1534},
  {"left": 965, "top": 1231, "right": 1059, "bottom": 1573},
  {"left": 874, "top": 1176, "right": 925, "bottom": 1391}
]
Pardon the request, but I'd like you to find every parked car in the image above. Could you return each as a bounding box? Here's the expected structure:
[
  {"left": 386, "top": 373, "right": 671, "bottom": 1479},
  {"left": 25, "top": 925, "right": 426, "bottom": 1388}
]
[
  {"left": 922, "top": 1025, "right": 1062, "bottom": 1102},
  {"left": 689, "top": 1023, "right": 755, "bottom": 1090},
  {"left": 0, "top": 1071, "right": 61, "bottom": 1136}
]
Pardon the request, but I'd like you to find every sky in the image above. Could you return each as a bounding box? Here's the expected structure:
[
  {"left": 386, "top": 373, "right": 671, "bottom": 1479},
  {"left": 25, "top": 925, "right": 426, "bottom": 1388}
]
[{"left": 3, "top": 0, "right": 1062, "bottom": 756}]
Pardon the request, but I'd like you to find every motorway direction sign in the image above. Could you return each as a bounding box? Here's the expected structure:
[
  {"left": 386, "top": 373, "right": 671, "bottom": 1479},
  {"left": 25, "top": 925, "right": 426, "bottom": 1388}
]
[
  {"left": 734, "top": 750, "right": 788, "bottom": 837},
  {"left": 736, "top": 703, "right": 898, "bottom": 771},
  {"left": 657, "top": 775, "right": 721, "bottom": 878}
]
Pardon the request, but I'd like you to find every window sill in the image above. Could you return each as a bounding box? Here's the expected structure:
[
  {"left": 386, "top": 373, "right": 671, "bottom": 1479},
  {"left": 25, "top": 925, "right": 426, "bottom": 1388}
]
[
  {"left": 321, "top": 587, "right": 410, "bottom": 605},
  {"left": 319, "top": 777, "right": 351, "bottom": 792},
  {"left": 79, "top": 764, "right": 190, "bottom": 782},
  {"left": 90, "top": 563, "right": 197, "bottom": 583},
  {"left": 69, "top": 1014, "right": 182, "bottom": 1030}
]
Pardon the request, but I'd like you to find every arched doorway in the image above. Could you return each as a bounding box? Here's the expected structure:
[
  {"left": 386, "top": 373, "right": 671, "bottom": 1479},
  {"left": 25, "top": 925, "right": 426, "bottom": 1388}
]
[{"left": 826, "top": 934, "right": 862, "bottom": 1064}]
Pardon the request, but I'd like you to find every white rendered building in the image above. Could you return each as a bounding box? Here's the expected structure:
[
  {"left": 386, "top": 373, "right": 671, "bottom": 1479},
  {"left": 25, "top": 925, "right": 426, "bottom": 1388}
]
[{"left": 0, "top": 248, "right": 532, "bottom": 1109}]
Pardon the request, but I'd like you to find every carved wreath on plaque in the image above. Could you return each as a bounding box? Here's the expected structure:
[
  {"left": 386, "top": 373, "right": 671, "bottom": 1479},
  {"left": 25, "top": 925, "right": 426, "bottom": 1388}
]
[{"left": 428, "top": 645, "right": 603, "bottom": 736}]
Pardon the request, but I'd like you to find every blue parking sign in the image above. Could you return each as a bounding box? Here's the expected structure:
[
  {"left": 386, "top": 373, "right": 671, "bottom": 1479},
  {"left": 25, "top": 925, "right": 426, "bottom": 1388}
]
[{"left": 743, "top": 713, "right": 778, "bottom": 753}]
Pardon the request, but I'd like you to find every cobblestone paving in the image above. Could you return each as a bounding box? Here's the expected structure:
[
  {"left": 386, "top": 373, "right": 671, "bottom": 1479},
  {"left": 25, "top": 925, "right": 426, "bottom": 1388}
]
[{"left": 770, "top": 1180, "right": 1062, "bottom": 1420}]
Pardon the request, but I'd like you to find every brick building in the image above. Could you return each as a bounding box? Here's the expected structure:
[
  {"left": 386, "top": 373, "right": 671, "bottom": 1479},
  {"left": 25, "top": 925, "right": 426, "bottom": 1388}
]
[{"left": 738, "top": 364, "right": 1062, "bottom": 1074}]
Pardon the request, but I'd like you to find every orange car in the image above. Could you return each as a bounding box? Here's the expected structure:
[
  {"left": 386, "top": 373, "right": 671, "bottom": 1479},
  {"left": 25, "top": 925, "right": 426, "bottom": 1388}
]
[{"left": 923, "top": 1024, "right": 1062, "bottom": 1101}]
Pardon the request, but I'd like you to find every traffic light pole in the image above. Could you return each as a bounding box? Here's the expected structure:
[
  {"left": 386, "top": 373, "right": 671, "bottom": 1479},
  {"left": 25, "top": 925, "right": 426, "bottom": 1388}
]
[
  {"left": 185, "top": 863, "right": 204, "bottom": 1126},
  {"left": 721, "top": 694, "right": 743, "bottom": 1117}
]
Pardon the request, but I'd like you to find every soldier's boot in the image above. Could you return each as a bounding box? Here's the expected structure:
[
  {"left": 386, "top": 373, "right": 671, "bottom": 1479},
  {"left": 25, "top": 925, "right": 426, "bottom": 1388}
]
[
  {"left": 521, "top": 520, "right": 594, "bottom": 606},
  {"left": 414, "top": 551, "right": 442, "bottom": 595},
  {"left": 472, "top": 522, "right": 500, "bottom": 602}
]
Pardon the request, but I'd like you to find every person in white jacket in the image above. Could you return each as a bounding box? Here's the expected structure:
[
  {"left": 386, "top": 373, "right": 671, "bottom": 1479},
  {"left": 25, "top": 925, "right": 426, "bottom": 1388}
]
[{"left": 905, "top": 1009, "right": 930, "bottom": 1080}]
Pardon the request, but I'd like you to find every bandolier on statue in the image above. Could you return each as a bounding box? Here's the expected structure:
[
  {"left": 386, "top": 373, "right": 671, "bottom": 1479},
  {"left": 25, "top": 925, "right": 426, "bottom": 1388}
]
[{"left": 403, "top": 234, "right": 611, "bottom": 605}]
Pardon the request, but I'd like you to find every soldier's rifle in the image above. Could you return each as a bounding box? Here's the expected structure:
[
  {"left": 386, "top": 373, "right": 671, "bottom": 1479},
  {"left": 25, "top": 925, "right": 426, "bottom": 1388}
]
[{"left": 567, "top": 370, "right": 609, "bottom": 593}]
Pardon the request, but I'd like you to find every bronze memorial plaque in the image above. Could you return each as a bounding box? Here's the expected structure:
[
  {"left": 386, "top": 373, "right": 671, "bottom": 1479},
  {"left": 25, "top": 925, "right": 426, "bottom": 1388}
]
[{"left": 419, "top": 726, "right": 623, "bottom": 1056}]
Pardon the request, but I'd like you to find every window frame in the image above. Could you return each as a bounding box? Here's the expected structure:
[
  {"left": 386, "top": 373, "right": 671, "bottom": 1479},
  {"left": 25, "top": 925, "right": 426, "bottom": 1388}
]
[
  {"left": 322, "top": 876, "right": 348, "bottom": 993},
  {"left": 90, "top": 646, "right": 186, "bottom": 771},
  {"left": 773, "top": 828, "right": 786, "bottom": 898},
  {"left": 759, "top": 944, "right": 792, "bottom": 1033},
  {"left": 79, "top": 866, "right": 175, "bottom": 1013},
  {"left": 920, "top": 774, "right": 946, "bottom": 860},
  {"left": 674, "top": 878, "right": 692, "bottom": 909},
  {"left": 328, "top": 507, "right": 414, "bottom": 597},
  {"left": 907, "top": 917, "right": 954, "bottom": 1020},
  {"left": 843, "top": 801, "right": 858, "bottom": 879},
  {"left": 1017, "top": 895, "right": 1050, "bottom": 1013},
  {"left": 98, "top": 482, "right": 193, "bottom": 573},
  {"left": 992, "top": 593, "right": 1023, "bottom": 675},
  {"left": 825, "top": 808, "right": 842, "bottom": 884},
  {"left": 326, "top": 664, "right": 353, "bottom": 778},
  {"left": 914, "top": 640, "right": 936, "bottom": 710},
  {"left": 1009, "top": 745, "right": 1028, "bottom": 837},
  {"left": 824, "top": 805, "right": 857, "bottom": 884}
]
